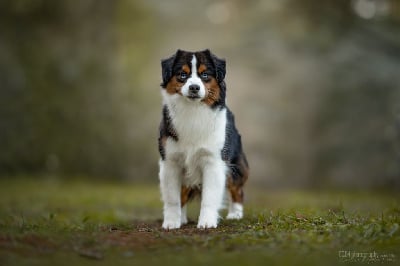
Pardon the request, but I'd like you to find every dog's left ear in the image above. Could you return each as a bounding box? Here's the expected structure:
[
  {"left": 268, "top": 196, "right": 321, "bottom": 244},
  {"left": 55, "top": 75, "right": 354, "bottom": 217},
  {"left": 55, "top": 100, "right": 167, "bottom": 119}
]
[
  {"left": 206, "top": 50, "right": 226, "bottom": 82},
  {"left": 161, "top": 51, "right": 179, "bottom": 88}
]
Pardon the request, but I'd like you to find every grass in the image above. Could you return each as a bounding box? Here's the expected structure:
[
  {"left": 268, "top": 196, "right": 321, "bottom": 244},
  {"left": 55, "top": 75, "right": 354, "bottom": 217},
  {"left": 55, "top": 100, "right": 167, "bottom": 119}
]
[{"left": 0, "top": 178, "right": 399, "bottom": 266}]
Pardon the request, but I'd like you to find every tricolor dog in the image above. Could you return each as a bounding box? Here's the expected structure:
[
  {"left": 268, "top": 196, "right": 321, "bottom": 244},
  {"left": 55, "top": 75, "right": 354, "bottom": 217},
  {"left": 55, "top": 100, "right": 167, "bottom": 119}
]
[{"left": 158, "top": 49, "right": 249, "bottom": 229}]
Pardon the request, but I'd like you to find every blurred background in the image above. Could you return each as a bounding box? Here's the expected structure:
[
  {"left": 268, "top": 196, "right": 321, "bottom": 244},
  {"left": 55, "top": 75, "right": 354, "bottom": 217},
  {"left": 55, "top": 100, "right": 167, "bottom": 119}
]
[{"left": 1, "top": 0, "right": 399, "bottom": 189}]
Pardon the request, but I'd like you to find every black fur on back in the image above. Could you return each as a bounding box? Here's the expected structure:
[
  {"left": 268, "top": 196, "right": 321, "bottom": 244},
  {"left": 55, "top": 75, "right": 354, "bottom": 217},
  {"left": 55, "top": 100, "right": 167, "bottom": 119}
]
[{"left": 222, "top": 109, "right": 249, "bottom": 185}]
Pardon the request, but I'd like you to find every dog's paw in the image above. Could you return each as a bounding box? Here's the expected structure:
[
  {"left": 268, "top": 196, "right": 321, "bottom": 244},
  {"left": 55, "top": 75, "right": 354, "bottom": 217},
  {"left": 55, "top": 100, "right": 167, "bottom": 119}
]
[
  {"left": 197, "top": 210, "right": 218, "bottom": 229},
  {"left": 162, "top": 219, "right": 181, "bottom": 230},
  {"left": 226, "top": 211, "right": 243, "bottom": 220},
  {"left": 197, "top": 219, "right": 217, "bottom": 229},
  {"left": 227, "top": 203, "right": 243, "bottom": 220}
]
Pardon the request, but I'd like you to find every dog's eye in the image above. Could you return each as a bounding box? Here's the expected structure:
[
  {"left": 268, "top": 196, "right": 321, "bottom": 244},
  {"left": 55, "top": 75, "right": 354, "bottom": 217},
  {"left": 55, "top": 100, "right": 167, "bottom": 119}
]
[
  {"left": 201, "top": 73, "right": 208, "bottom": 79},
  {"left": 180, "top": 72, "right": 187, "bottom": 79}
]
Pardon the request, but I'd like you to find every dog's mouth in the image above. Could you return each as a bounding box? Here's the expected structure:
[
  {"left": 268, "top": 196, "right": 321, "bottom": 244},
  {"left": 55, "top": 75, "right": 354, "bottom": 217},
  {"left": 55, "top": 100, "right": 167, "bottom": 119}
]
[{"left": 187, "top": 94, "right": 201, "bottom": 100}]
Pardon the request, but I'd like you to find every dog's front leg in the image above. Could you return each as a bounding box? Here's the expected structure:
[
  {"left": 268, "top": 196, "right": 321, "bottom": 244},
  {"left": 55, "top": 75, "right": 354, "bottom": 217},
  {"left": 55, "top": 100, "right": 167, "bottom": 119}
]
[
  {"left": 159, "top": 160, "right": 182, "bottom": 229},
  {"left": 198, "top": 159, "right": 226, "bottom": 229}
]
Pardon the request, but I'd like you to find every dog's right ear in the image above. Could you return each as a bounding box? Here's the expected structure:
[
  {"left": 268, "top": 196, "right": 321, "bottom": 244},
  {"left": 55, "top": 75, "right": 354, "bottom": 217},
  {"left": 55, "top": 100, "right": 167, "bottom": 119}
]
[{"left": 161, "top": 50, "right": 180, "bottom": 88}]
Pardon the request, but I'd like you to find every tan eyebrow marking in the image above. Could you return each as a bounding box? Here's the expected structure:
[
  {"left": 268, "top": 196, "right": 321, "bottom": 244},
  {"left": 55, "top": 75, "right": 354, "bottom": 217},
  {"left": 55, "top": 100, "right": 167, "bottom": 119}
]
[
  {"left": 182, "top": 64, "right": 190, "bottom": 73},
  {"left": 198, "top": 64, "right": 207, "bottom": 73}
]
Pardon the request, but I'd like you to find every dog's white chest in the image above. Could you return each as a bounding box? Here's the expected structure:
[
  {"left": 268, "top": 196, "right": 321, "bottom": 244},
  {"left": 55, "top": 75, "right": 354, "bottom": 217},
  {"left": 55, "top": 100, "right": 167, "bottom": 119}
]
[{"left": 164, "top": 97, "right": 227, "bottom": 186}]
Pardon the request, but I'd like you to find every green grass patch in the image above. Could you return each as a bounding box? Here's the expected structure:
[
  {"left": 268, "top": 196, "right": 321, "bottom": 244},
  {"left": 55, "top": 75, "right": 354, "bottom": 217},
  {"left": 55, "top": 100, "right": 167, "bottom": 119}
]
[{"left": 0, "top": 178, "right": 399, "bottom": 266}]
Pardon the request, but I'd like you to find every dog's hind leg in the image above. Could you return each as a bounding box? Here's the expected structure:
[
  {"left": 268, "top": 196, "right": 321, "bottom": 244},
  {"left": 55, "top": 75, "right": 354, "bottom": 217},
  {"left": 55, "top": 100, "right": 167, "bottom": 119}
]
[
  {"left": 180, "top": 186, "right": 201, "bottom": 225},
  {"left": 226, "top": 181, "right": 244, "bottom": 219},
  {"left": 226, "top": 154, "right": 249, "bottom": 220},
  {"left": 180, "top": 186, "right": 191, "bottom": 225}
]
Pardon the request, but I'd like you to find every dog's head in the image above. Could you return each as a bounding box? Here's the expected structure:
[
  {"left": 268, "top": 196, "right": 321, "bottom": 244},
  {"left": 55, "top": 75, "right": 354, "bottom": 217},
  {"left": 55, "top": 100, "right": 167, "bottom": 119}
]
[{"left": 161, "top": 49, "right": 226, "bottom": 108}]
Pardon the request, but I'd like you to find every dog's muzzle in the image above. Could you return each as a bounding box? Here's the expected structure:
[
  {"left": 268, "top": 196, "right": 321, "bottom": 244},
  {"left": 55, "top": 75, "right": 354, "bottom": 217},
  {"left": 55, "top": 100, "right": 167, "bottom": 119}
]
[{"left": 188, "top": 84, "right": 201, "bottom": 99}]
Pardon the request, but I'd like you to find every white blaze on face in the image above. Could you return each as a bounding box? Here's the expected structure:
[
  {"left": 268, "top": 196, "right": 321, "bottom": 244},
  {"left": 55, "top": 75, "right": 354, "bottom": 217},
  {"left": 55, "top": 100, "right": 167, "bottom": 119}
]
[{"left": 181, "top": 55, "right": 206, "bottom": 100}]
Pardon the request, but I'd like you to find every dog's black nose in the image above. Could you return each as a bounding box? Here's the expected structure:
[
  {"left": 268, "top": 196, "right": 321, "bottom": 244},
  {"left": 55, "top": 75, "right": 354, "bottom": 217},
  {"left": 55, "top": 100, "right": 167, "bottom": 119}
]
[{"left": 189, "top": 84, "right": 200, "bottom": 93}]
